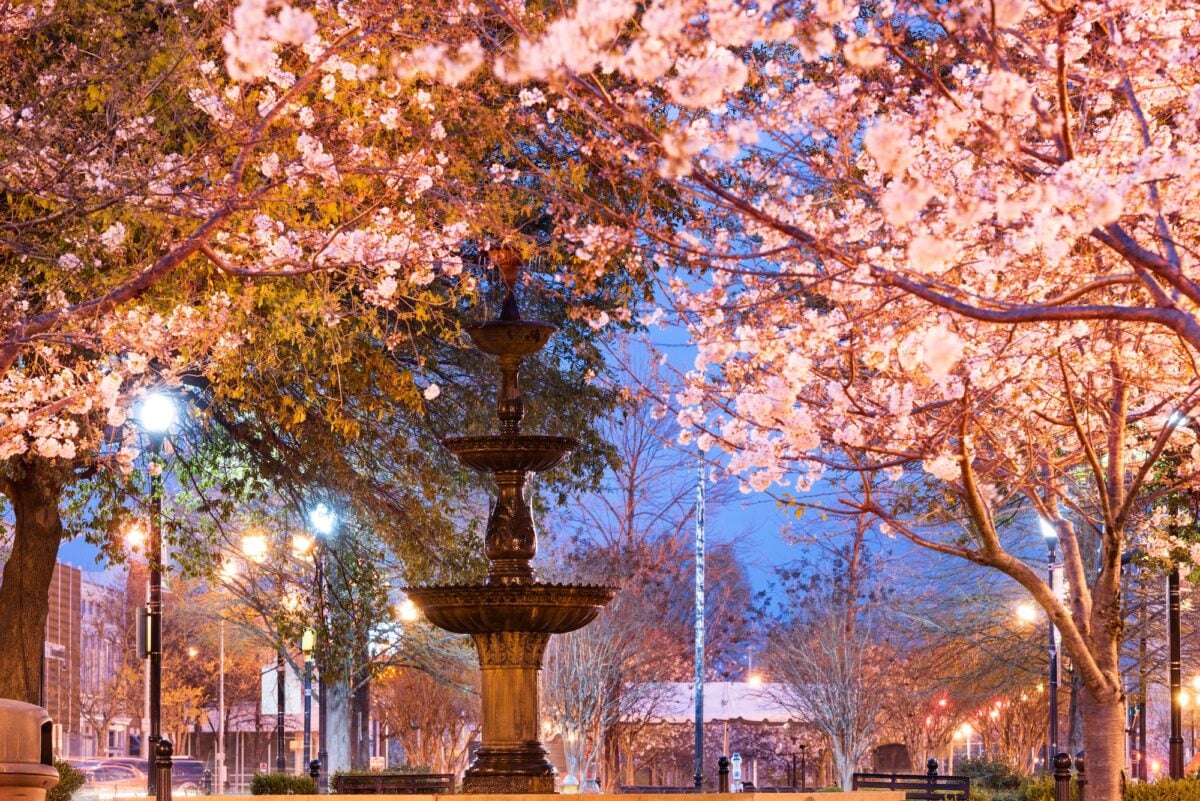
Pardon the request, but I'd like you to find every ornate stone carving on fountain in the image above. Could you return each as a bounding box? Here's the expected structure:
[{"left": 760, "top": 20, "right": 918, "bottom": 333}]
[{"left": 405, "top": 251, "right": 614, "bottom": 794}]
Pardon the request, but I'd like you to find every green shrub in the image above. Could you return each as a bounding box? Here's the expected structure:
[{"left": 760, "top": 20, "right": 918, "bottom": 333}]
[
  {"left": 47, "top": 760, "right": 85, "bottom": 801},
  {"left": 249, "top": 772, "right": 317, "bottom": 795},
  {"left": 971, "top": 783, "right": 992, "bottom": 801},
  {"left": 958, "top": 757, "right": 1023, "bottom": 790},
  {"left": 990, "top": 791, "right": 1022, "bottom": 801},
  {"left": 1125, "top": 778, "right": 1200, "bottom": 801},
  {"left": 1018, "top": 776, "right": 1077, "bottom": 801}
]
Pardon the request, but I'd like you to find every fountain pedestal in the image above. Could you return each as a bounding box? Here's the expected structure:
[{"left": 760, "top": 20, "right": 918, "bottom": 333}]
[
  {"left": 406, "top": 257, "right": 613, "bottom": 794},
  {"left": 406, "top": 583, "right": 614, "bottom": 794},
  {"left": 468, "top": 630, "right": 553, "bottom": 793}
]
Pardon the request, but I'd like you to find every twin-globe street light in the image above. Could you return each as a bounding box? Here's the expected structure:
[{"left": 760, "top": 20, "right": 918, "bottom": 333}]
[
  {"left": 135, "top": 391, "right": 179, "bottom": 796},
  {"left": 237, "top": 528, "right": 311, "bottom": 773}
]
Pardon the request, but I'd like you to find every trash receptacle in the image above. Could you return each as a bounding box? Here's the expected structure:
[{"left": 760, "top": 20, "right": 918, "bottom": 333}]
[{"left": 0, "top": 700, "right": 60, "bottom": 801}]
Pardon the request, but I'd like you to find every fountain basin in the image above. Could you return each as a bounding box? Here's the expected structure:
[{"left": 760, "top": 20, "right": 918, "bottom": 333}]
[
  {"left": 442, "top": 435, "right": 577, "bottom": 473},
  {"left": 467, "top": 320, "right": 558, "bottom": 357},
  {"left": 405, "top": 583, "right": 614, "bottom": 634}
]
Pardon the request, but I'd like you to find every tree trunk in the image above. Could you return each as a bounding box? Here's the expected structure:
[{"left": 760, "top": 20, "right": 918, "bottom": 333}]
[
  {"left": 325, "top": 680, "right": 351, "bottom": 775},
  {"left": 1080, "top": 684, "right": 1125, "bottom": 801},
  {"left": 833, "top": 737, "right": 853, "bottom": 790},
  {"left": 351, "top": 677, "right": 370, "bottom": 769},
  {"left": 0, "top": 459, "right": 66, "bottom": 704}
]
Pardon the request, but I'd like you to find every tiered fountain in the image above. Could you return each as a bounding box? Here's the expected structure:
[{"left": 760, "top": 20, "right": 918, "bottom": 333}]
[{"left": 405, "top": 254, "right": 614, "bottom": 794}]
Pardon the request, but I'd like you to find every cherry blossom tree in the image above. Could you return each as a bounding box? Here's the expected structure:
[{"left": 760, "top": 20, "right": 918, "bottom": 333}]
[
  {"left": 1, "top": 0, "right": 648, "bottom": 705},
  {"left": 377, "top": 3, "right": 1200, "bottom": 801}
]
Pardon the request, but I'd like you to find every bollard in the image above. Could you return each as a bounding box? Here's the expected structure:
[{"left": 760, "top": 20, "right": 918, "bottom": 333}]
[
  {"left": 156, "top": 738, "right": 174, "bottom": 801},
  {"left": 718, "top": 756, "right": 731, "bottom": 793},
  {"left": 1074, "top": 754, "right": 1086, "bottom": 801},
  {"left": 926, "top": 758, "right": 939, "bottom": 798},
  {"left": 1053, "top": 753, "right": 1072, "bottom": 801},
  {"left": 202, "top": 769, "right": 213, "bottom": 795},
  {"left": 310, "top": 760, "right": 322, "bottom": 793}
]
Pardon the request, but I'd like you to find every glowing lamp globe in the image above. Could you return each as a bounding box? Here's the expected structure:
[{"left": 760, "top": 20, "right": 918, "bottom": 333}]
[
  {"left": 309, "top": 504, "right": 336, "bottom": 537},
  {"left": 1038, "top": 518, "right": 1057, "bottom": 542},
  {"left": 137, "top": 392, "right": 178, "bottom": 434}
]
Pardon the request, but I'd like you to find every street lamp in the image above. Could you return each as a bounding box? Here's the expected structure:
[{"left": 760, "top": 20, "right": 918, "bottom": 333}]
[
  {"left": 302, "top": 628, "right": 316, "bottom": 771},
  {"left": 308, "top": 503, "right": 336, "bottom": 793},
  {"left": 136, "top": 391, "right": 178, "bottom": 796},
  {"left": 1039, "top": 518, "right": 1060, "bottom": 770},
  {"left": 1170, "top": 547, "right": 1186, "bottom": 778},
  {"left": 398, "top": 598, "right": 420, "bottom": 622}
]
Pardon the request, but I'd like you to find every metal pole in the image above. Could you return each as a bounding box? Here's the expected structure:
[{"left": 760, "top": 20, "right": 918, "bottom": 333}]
[
  {"left": 1170, "top": 566, "right": 1184, "bottom": 778},
  {"left": 1048, "top": 542, "right": 1059, "bottom": 766},
  {"left": 1139, "top": 693, "right": 1148, "bottom": 781},
  {"left": 304, "top": 654, "right": 313, "bottom": 769},
  {"left": 1138, "top": 575, "right": 1148, "bottom": 782},
  {"left": 277, "top": 649, "right": 287, "bottom": 772},
  {"left": 800, "top": 745, "right": 807, "bottom": 792},
  {"left": 148, "top": 454, "right": 164, "bottom": 796},
  {"left": 316, "top": 548, "right": 328, "bottom": 793},
  {"left": 218, "top": 619, "right": 226, "bottom": 792},
  {"left": 693, "top": 455, "right": 706, "bottom": 790}
]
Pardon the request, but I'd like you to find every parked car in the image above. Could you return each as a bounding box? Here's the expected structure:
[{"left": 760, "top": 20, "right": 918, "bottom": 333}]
[
  {"left": 97, "top": 756, "right": 206, "bottom": 794},
  {"left": 76, "top": 762, "right": 146, "bottom": 800},
  {"left": 96, "top": 756, "right": 207, "bottom": 794},
  {"left": 168, "top": 757, "right": 208, "bottom": 794}
]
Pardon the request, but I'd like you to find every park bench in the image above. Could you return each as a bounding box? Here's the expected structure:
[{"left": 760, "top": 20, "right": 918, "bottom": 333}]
[
  {"left": 852, "top": 769, "right": 970, "bottom": 801},
  {"left": 332, "top": 772, "right": 455, "bottom": 794}
]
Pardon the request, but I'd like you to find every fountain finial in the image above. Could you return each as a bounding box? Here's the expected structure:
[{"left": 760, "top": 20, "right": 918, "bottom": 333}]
[{"left": 490, "top": 246, "right": 522, "bottom": 322}]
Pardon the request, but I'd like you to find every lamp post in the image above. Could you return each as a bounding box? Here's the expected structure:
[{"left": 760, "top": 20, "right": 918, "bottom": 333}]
[
  {"left": 218, "top": 617, "right": 227, "bottom": 791},
  {"left": 302, "top": 628, "right": 316, "bottom": 770},
  {"left": 136, "top": 392, "right": 178, "bottom": 796},
  {"left": 309, "top": 503, "right": 336, "bottom": 793},
  {"left": 799, "top": 744, "right": 807, "bottom": 792},
  {"left": 276, "top": 649, "right": 287, "bottom": 772},
  {"left": 1040, "top": 519, "right": 1060, "bottom": 768},
  {"left": 788, "top": 733, "right": 797, "bottom": 789},
  {"left": 1169, "top": 563, "right": 1185, "bottom": 777}
]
